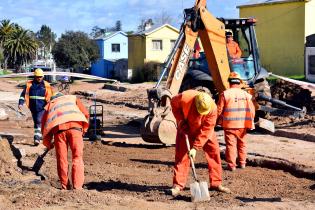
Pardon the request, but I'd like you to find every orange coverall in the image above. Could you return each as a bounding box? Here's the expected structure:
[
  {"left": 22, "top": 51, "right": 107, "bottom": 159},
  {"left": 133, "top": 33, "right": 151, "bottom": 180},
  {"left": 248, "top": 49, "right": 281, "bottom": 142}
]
[
  {"left": 227, "top": 40, "right": 242, "bottom": 59},
  {"left": 171, "top": 90, "right": 222, "bottom": 189},
  {"left": 217, "top": 85, "right": 255, "bottom": 169},
  {"left": 42, "top": 97, "right": 89, "bottom": 189}
]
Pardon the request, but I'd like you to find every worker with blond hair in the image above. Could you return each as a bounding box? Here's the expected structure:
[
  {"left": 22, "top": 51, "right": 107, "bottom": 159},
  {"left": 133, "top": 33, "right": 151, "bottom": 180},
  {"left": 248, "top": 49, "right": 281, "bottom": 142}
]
[
  {"left": 167, "top": 90, "right": 231, "bottom": 197},
  {"left": 217, "top": 72, "right": 255, "bottom": 171},
  {"left": 18, "top": 68, "right": 52, "bottom": 146},
  {"left": 41, "top": 92, "right": 89, "bottom": 190}
]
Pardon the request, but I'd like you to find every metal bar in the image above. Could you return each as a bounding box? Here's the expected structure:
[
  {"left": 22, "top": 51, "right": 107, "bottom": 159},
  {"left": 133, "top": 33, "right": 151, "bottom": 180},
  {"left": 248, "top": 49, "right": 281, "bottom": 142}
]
[
  {"left": 155, "top": 31, "right": 185, "bottom": 88},
  {"left": 258, "top": 93, "right": 302, "bottom": 111},
  {"left": 185, "top": 135, "right": 198, "bottom": 181}
]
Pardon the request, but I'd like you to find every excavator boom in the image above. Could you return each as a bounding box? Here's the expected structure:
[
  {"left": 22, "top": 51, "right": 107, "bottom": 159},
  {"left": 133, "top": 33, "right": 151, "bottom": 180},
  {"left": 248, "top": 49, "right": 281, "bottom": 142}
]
[{"left": 141, "top": 0, "right": 231, "bottom": 144}]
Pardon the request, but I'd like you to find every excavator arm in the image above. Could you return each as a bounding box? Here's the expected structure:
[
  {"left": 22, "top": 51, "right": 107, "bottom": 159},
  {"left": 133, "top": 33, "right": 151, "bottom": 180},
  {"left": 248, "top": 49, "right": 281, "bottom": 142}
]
[{"left": 140, "top": 0, "right": 231, "bottom": 144}]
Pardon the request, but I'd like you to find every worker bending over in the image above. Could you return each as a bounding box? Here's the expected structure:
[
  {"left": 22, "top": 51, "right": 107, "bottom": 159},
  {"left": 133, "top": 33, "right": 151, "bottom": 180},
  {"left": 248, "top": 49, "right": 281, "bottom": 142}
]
[
  {"left": 18, "top": 68, "right": 52, "bottom": 146},
  {"left": 226, "top": 31, "right": 242, "bottom": 59},
  {"left": 167, "top": 90, "right": 230, "bottom": 196},
  {"left": 41, "top": 92, "right": 89, "bottom": 190},
  {"left": 217, "top": 72, "right": 255, "bottom": 171}
]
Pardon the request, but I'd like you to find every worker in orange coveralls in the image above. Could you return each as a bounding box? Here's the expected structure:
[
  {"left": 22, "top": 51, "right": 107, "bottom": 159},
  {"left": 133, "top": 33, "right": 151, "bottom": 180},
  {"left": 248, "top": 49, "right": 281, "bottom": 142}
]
[
  {"left": 41, "top": 92, "right": 89, "bottom": 190},
  {"left": 226, "top": 31, "right": 242, "bottom": 59},
  {"left": 167, "top": 90, "right": 231, "bottom": 197},
  {"left": 217, "top": 72, "right": 255, "bottom": 171}
]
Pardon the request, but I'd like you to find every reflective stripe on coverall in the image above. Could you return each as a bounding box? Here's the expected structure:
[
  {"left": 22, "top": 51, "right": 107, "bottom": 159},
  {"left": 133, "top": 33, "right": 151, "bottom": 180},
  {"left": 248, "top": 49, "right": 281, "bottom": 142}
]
[
  {"left": 217, "top": 86, "right": 255, "bottom": 169},
  {"left": 19, "top": 80, "right": 52, "bottom": 140},
  {"left": 171, "top": 89, "right": 222, "bottom": 189},
  {"left": 42, "top": 95, "right": 89, "bottom": 189}
]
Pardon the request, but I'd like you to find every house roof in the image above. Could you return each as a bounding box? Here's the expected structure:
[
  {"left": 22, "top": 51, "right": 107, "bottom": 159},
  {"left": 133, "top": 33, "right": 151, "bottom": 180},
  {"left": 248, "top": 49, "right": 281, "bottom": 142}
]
[
  {"left": 94, "top": 31, "right": 127, "bottom": 40},
  {"left": 237, "top": 0, "right": 310, "bottom": 8},
  {"left": 131, "top": 24, "right": 179, "bottom": 36}
]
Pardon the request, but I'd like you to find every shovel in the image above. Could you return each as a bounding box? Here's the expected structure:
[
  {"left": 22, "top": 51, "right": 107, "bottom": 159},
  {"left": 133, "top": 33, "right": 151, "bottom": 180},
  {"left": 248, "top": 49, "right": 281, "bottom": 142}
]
[
  {"left": 185, "top": 136, "right": 210, "bottom": 202},
  {"left": 32, "top": 149, "right": 50, "bottom": 174}
]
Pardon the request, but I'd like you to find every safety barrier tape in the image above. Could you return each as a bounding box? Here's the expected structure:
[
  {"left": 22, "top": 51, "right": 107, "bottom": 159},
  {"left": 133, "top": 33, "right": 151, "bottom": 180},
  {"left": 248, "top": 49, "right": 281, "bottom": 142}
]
[
  {"left": 269, "top": 73, "right": 315, "bottom": 91},
  {"left": 0, "top": 72, "right": 117, "bottom": 83}
]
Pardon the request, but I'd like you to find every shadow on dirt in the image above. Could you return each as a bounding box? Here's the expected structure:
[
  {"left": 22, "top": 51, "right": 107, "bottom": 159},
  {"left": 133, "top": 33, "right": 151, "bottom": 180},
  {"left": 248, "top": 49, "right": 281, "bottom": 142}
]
[
  {"left": 85, "top": 180, "right": 168, "bottom": 193},
  {"left": 310, "top": 184, "right": 315, "bottom": 190},
  {"left": 130, "top": 158, "right": 208, "bottom": 168},
  {"left": 102, "top": 141, "right": 166, "bottom": 149},
  {"left": 235, "top": 196, "right": 282, "bottom": 203}
]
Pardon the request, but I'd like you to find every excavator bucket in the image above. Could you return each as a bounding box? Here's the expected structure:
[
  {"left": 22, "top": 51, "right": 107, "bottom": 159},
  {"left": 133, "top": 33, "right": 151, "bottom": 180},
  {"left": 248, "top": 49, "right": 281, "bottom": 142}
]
[
  {"left": 140, "top": 112, "right": 177, "bottom": 145},
  {"left": 140, "top": 88, "right": 178, "bottom": 145}
]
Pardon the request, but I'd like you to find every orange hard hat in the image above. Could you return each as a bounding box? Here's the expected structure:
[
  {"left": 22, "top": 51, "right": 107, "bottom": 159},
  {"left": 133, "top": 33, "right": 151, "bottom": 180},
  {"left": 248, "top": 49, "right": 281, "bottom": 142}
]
[{"left": 228, "top": 72, "right": 242, "bottom": 83}]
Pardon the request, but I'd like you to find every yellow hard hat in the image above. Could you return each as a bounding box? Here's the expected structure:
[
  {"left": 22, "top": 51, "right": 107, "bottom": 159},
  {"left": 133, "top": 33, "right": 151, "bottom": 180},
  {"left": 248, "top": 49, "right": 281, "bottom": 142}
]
[
  {"left": 34, "top": 68, "right": 44, "bottom": 77},
  {"left": 228, "top": 72, "right": 242, "bottom": 83},
  {"left": 195, "top": 92, "right": 215, "bottom": 115}
]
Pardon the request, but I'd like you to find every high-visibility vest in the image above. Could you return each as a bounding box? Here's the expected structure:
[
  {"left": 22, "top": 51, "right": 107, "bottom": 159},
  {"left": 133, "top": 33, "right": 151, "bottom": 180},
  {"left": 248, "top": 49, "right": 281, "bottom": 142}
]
[
  {"left": 25, "top": 80, "right": 52, "bottom": 108},
  {"left": 42, "top": 95, "right": 89, "bottom": 139},
  {"left": 222, "top": 88, "right": 255, "bottom": 129}
]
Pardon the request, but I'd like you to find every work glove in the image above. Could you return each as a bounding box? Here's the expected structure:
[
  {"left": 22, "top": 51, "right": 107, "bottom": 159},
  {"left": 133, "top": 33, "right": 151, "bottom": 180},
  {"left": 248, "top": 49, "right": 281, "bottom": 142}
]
[{"left": 188, "top": 148, "right": 197, "bottom": 160}]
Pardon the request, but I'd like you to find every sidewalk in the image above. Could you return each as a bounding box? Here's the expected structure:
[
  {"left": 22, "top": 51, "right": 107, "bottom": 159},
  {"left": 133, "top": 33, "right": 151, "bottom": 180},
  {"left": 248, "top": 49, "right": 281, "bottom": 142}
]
[{"left": 217, "top": 130, "right": 315, "bottom": 179}]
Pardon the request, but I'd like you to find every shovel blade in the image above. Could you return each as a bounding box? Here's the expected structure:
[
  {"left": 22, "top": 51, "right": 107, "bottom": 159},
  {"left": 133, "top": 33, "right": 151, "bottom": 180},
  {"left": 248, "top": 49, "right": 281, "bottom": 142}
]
[{"left": 190, "top": 181, "right": 210, "bottom": 202}]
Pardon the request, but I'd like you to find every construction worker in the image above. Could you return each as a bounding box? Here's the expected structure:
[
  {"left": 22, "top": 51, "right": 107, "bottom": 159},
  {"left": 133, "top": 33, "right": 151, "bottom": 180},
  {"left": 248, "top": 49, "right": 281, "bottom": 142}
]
[
  {"left": 167, "top": 90, "right": 231, "bottom": 196},
  {"left": 226, "top": 31, "right": 242, "bottom": 59},
  {"left": 18, "top": 68, "right": 52, "bottom": 146},
  {"left": 217, "top": 72, "right": 255, "bottom": 171},
  {"left": 41, "top": 92, "right": 89, "bottom": 190}
]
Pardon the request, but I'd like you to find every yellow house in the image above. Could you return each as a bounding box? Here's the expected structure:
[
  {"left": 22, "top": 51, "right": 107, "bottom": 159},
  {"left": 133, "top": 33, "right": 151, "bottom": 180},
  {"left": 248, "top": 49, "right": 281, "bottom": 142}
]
[
  {"left": 238, "top": 0, "right": 315, "bottom": 76},
  {"left": 128, "top": 24, "right": 179, "bottom": 80}
]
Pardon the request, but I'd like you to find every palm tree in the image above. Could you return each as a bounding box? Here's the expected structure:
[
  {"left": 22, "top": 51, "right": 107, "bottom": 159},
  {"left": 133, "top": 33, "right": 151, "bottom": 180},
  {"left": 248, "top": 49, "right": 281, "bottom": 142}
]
[
  {"left": 0, "top": 19, "right": 15, "bottom": 69},
  {"left": 4, "top": 27, "right": 38, "bottom": 71}
]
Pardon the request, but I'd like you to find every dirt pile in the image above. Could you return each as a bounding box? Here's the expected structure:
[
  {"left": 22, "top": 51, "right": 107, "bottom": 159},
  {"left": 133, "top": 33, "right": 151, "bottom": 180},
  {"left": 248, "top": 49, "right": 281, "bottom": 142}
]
[
  {"left": 0, "top": 138, "right": 21, "bottom": 179},
  {"left": 271, "top": 80, "right": 314, "bottom": 112}
]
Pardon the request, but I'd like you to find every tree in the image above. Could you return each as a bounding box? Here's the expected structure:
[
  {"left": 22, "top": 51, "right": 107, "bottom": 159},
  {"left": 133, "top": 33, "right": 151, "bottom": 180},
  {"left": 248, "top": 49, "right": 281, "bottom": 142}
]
[
  {"left": 0, "top": 19, "right": 15, "bottom": 69},
  {"left": 90, "top": 26, "right": 106, "bottom": 39},
  {"left": 35, "top": 25, "right": 57, "bottom": 59},
  {"left": 4, "top": 27, "right": 38, "bottom": 70},
  {"left": 137, "top": 18, "right": 154, "bottom": 31},
  {"left": 52, "top": 31, "right": 99, "bottom": 70},
  {"left": 115, "top": 20, "right": 122, "bottom": 31},
  {"left": 154, "top": 10, "right": 174, "bottom": 25}
]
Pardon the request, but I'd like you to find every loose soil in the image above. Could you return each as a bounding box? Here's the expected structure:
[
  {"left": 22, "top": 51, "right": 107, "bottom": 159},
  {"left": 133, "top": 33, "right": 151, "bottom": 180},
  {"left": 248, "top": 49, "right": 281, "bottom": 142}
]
[{"left": 0, "top": 78, "right": 314, "bottom": 210}]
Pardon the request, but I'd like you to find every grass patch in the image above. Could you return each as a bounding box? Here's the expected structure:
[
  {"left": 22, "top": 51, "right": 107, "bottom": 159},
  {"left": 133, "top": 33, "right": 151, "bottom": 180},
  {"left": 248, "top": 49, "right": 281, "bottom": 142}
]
[{"left": 267, "top": 74, "right": 306, "bottom": 84}]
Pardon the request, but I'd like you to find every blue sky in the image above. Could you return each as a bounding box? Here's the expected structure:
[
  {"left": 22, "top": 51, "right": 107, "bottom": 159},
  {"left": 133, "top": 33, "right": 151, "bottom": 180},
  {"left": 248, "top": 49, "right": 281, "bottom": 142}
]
[{"left": 0, "top": 0, "right": 250, "bottom": 37}]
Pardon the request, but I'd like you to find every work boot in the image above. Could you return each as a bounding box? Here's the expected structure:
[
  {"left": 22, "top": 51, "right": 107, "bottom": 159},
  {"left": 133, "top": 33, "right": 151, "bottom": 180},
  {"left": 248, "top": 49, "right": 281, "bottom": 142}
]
[
  {"left": 166, "top": 186, "right": 181, "bottom": 197},
  {"left": 212, "top": 185, "right": 231, "bottom": 194},
  {"left": 34, "top": 139, "right": 40, "bottom": 146},
  {"left": 226, "top": 166, "right": 236, "bottom": 171},
  {"left": 240, "top": 165, "right": 246, "bottom": 169}
]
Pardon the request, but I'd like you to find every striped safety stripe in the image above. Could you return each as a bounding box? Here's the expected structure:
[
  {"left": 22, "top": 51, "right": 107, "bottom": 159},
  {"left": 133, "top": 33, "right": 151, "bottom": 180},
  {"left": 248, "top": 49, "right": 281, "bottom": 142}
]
[
  {"left": 19, "top": 97, "right": 25, "bottom": 100},
  {"left": 49, "top": 102, "right": 76, "bottom": 114},
  {"left": 223, "top": 117, "right": 253, "bottom": 121},
  {"left": 224, "top": 108, "right": 251, "bottom": 112},
  {"left": 34, "top": 133, "right": 42, "bottom": 137},
  {"left": 29, "top": 96, "right": 45, "bottom": 100},
  {"left": 46, "top": 110, "right": 82, "bottom": 126}
]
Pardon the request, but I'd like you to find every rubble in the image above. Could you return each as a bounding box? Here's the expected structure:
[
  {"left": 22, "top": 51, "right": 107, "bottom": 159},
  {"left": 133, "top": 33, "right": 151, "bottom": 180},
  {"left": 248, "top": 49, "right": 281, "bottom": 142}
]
[{"left": 0, "top": 108, "right": 8, "bottom": 120}]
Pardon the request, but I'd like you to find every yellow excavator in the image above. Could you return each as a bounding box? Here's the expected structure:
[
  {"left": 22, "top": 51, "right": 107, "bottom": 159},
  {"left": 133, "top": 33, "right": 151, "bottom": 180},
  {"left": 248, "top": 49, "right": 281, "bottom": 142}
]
[{"left": 140, "top": 0, "right": 304, "bottom": 145}]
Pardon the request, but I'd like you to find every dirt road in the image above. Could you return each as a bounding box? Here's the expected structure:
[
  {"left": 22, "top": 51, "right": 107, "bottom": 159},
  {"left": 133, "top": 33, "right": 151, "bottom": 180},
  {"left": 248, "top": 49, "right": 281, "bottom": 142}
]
[{"left": 0, "top": 79, "right": 314, "bottom": 210}]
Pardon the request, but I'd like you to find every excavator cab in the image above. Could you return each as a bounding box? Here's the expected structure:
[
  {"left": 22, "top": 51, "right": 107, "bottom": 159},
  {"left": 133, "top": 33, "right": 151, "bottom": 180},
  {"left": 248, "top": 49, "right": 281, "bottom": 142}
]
[{"left": 181, "top": 18, "right": 270, "bottom": 99}]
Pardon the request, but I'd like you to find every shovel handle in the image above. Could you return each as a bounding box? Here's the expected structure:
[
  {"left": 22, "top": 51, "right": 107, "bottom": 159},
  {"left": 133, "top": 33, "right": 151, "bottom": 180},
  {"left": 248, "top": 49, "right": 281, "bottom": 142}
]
[{"left": 185, "top": 135, "right": 198, "bottom": 181}]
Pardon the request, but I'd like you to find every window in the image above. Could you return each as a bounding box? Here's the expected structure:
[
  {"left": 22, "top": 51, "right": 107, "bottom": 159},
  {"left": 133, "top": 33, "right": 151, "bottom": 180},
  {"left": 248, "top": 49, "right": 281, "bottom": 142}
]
[
  {"left": 309, "top": 55, "right": 315, "bottom": 74},
  {"left": 152, "top": 40, "right": 162, "bottom": 50},
  {"left": 112, "top": 44, "right": 120, "bottom": 52},
  {"left": 170, "top": 40, "right": 176, "bottom": 49}
]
